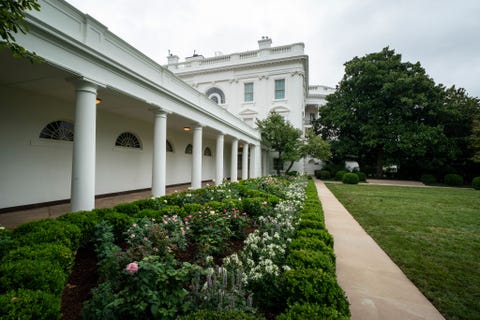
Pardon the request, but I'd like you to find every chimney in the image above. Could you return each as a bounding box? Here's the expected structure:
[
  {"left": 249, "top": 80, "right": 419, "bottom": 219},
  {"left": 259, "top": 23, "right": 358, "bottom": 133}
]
[
  {"left": 258, "top": 36, "right": 272, "bottom": 49},
  {"left": 167, "top": 53, "right": 179, "bottom": 65}
]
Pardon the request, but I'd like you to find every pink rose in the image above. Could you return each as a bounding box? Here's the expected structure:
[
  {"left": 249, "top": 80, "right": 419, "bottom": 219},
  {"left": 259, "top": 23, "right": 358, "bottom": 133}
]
[{"left": 126, "top": 262, "right": 139, "bottom": 275}]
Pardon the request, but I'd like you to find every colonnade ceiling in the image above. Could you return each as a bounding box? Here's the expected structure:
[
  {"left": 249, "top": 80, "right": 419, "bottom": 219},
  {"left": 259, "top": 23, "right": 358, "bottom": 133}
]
[{"left": 0, "top": 48, "right": 238, "bottom": 143}]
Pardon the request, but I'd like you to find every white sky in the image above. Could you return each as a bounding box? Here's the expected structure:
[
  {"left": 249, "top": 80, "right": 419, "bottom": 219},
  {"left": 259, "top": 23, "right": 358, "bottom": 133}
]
[{"left": 66, "top": 0, "right": 480, "bottom": 98}]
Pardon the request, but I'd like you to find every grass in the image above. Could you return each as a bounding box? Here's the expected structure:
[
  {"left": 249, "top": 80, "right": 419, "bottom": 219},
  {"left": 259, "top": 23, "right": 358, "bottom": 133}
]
[{"left": 325, "top": 183, "right": 480, "bottom": 320}]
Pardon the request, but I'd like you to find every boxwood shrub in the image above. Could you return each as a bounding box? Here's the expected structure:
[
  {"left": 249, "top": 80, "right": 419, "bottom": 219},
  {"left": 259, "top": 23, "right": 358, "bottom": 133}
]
[
  {"left": 420, "top": 174, "right": 436, "bottom": 185},
  {"left": 335, "top": 170, "right": 348, "bottom": 181},
  {"left": 0, "top": 289, "right": 61, "bottom": 320},
  {"left": 277, "top": 302, "right": 349, "bottom": 320},
  {"left": 342, "top": 173, "right": 359, "bottom": 185},
  {"left": 296, "top": 228, "right": 334, "bottom": 248},
  {"left": 113, "top": 202, "right": 140, "bottom": 216},
  {"left": 2, "top": 244, "right": 74, "bottom": 273},
  {"left": 298, "top": 218, "right": 325, "bottom": 230},
  {"left": 444, "top": 173, "right": 464, "bottom": 186},
  {"left": 179, "top": 310, "right": 265, "bottom": 320},
  {"left": 472, "top": 177, "right": 480, "bottom": 190},
  {"left": 356, "top": 171, "right": 367, "bottom": 182},
  {"left": 286, "top": 249, "right": 335, "bottom": 273},
  {"left": 12, "top": 219, "right": 81, "bottom": 251}
]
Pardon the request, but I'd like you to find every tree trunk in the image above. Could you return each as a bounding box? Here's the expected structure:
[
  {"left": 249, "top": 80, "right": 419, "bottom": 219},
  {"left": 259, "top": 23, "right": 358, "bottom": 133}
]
[
  {"left": 375, "top": 147, "right": 384, "bottom": 178},
  {"left": 285, "top": 160, "right": 295, "bottom": 174}
]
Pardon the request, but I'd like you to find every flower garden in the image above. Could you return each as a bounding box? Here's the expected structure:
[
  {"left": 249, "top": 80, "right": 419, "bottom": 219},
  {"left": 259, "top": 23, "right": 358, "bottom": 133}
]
[{"left": 0, "top": 176, "right": 350, "bottom": 319}]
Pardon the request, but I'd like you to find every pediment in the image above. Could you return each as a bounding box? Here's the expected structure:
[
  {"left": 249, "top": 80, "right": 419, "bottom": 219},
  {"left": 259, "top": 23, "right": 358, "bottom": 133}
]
[{"left": 238, "top": 108, "right": 258, "bottom": 116}]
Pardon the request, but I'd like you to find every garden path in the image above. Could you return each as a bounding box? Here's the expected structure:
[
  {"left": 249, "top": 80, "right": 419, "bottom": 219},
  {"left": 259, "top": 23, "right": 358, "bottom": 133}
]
[
  {"left": 316, "top": 179, "right": 445, "bottom": 320},
  {"left": 0, "top": 183, "right": 206, "bottom": 229}
]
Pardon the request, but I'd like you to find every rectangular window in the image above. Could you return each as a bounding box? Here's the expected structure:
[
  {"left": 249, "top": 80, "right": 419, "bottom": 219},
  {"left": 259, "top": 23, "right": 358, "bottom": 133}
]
[
  {"left": 275, "top": 79, "right": 285, "bottom": 99},
  {"left": 244, "top": 82, "right": 254, "bottom": 102}
]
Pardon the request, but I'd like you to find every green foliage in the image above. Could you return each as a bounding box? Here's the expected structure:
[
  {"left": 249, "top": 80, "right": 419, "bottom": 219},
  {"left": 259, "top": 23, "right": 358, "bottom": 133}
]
[
  {"left": 278, "top": 303, "right": 349, "bottom": 320},
  {"left": 100, "top": 211, "right": 134, "bottom": 241},
  {"left": 2, "top": 244, "right": 74, "bottom": 273},
  {"left": 444, "top": 173, "right": 464, "bottom": 186},
  {"left": 298, "top": 218, "right": 325, "bottom": 230},
  {"left": 356, "top": 171, "right": 367, "bottom": 182},
  {"left": 242, "top": 197, "right": 272, "bottom": 218},
  {"left": 315, "top": 47, "right": 480, "bottom": 179},
  {"left": 0, "top": 289, "right": 61, "bottom": 320},
  {"left": 302, "top": 129, "right": 331, "bottom": 162},
  {"left": 283, "top": 268, "right": 349, "bottom": 316},
  {"left": 131, "top": 198, "right": 162, "bottom": 210},
  {"left": 12, "top": 219, "right": 81, "bottom": 251},
  {"left": 114, "top": 203, "right": 140, "bottom": 216},
  {"left": 183, "top": 203, "right": 205, "bottom": 215},
  {"left": 335, "top": 170, "right": 347, "bottom": 181},
  {"left": 319, "top": 170, "right": 331, "bottom": 179},
  {"left": 420, "top": 174, "right": 437, "bottom": 185},
  {"left": 0, "top": 227, "right": 13, "bottom": 261},
  {"left": 0, "top": 0, "right": 42, "bottom": 62},
  {"left": 256, "top": 112, "right": 303, "bottom": 174},
  {"left": 470, "top": 116, "right": 480, "bottom": 163},
  {"left": 296, "top": 229, "right": 334, "bottom": 248},
  {"left": 342, "top": 172, "right": 359, "bottom": 184},
  {"left": 179, "top": 310, "right": 265, "bottom": 320},
  {"left": 472, "top": 177, "right": 480, "bottom": 190},
  {"left": 286, "top": 249, "right": 335, "bottom": 273},
  {"left": 0, "top": 259, "right": 67, "bottom": 295},
  {"left": 289, "top": 237, "right": 334, "bottom": 256},
  {"left": 57, "top": 210, "right": 100, "bottom": 246}
]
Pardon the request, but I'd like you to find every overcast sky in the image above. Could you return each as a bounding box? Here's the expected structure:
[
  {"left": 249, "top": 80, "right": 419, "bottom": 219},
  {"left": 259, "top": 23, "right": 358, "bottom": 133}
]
[{"left": 66, "top": 0, "right": 480, "bottom": 98}]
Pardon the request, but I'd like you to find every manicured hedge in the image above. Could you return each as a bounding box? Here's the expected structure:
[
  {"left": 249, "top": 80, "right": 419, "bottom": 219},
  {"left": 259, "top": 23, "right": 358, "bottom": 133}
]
[{"left": 278, "top": 178, "right": 350, "bottom": 319}]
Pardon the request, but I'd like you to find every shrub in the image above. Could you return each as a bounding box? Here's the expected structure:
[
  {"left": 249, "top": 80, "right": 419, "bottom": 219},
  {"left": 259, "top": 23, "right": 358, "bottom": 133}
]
[
  {"left": 183, "top": 203, "right": 205, "bottom": 215},
  {"left": 2, "top": 244, "right": 74, "bottom": 273},
  {"left": 286, "top": 249, "right": 335, "bottom": 273},
  {"left": 12, "top": 219, "right": 81, "bottom": 251},
  {"left": 298, "top": 219, "right": 325, "bottom": 230},
  {"left": 283, "top": 268, "right": 349, "bottom": 316},
  {"left": 242, "top": 197, "right": 272, "bottom": 217},
  {"left": 356, "top": 171, "right": 367, "bottom": 182},
  {"left": 0, "top": 259, "right": 67, "bottom": 295},
  {"left": 444, "top": 173, "right": 464, "bottom": 186},
  {"left": 286, "top": 171, "right": 298, "bottom": 176},
  {"left": 0, "top": 228, "right": 13, "bottom": 261},
  {"left": 299, "top": 212, "right": 323, "bottom": 222},
  {"left": 296, "top": 228, "right": 334, "bottom": 248},
  {"left": 342, "top": 173, "right": 359, "bottom": 185},
  {"left": 132, "top": 198, "right": 161, "bottom": 210},
  {"left": 335, "top": 170, "right": 348, "bottom": 181},
  {"left": 420, "top": 174, "right": 437, "bottom": 185},
  {"left": 100, "top": 211, "right": 134, "bottom": 241},
  {"left": 114, "top": 203, "right": 140, "bottom": 216},
  {"left": 319, "top": 170, "right": 331, "bottom": 180},
  {"left": 179, "top": 310, "right": 265, "bottom": 320},
  {"left": 57, "top": 211, "right": 100, "bottom": 245},
  {"left": 314, "top": 170, "right": 322, "bottom": 179},
  {"left": 0, "top": 289, "right": 61, "bottom": 320},
  {"left": 289, "top": 237, "right": 334, "bottom": 257},
  {"left": 278, "top": 303, "right": 349, "bottom": 320},
  {"left": 472, "top": 177, "right": 480, "bottom": 190}
]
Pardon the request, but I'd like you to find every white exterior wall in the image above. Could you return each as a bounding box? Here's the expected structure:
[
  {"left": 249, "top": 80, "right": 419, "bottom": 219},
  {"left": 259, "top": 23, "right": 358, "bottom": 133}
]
[{"left": 0, "top": 86, "right": 229, "bottom": 208}]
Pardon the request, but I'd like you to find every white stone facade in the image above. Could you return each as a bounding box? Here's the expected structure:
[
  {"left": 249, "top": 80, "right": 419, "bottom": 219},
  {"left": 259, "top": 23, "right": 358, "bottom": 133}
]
[{"left": 166, "top": 38, "right": 334, "bottom": 174}]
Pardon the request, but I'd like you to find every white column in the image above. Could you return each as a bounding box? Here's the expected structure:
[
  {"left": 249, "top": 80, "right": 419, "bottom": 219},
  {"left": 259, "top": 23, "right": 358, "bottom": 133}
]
[
  {"left": 262, "top": 149, "right": 268, "bottom": 176},
  {"left": 215, "top": 133, "right": 224, "bottom": 185},
  {"left": 254, "top": 144, "right": 262, "bottom": 178},
  {"left": 71, "top": 80, "right": 97, "bottom": 212},
  {"left": 231, "top": 139, "right": 238, "bottom": 182},
  {"left": 249, "top": 144, "right": 256, "bottom": 178},
  {"left": 152, "top": 109, "right": 167, "bottom": 197},
  {"left": 191, "top": 124, "right": 203, "bottom": 189},
  {"left": 242, "top": 142, "right": 249, "bottom": 180}
]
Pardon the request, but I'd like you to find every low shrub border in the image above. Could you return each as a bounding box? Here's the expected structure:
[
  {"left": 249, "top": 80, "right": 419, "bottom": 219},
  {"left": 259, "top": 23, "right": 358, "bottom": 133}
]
[{"left": 0, "top": 176, "right": 350, "bottom": 319}]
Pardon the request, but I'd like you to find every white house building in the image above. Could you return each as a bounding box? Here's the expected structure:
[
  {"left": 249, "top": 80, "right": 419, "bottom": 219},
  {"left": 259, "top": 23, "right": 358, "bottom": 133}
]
[
  {"left": 0, "top": 0, "right": 333, "bottom": 213},
  {"left": 166, "top": 38, "right": 335, "bottom": 174}
]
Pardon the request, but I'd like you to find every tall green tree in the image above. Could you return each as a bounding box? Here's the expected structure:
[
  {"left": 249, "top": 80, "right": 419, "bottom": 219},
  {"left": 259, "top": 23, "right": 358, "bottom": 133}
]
[
  {"left": 1, "top": 0, "right": 41, "bottom": 61},
  {"left": 471, "top": 115, "right": 480, "bottom": 163},
  {"left": 256, "top": 112, "right": 303, "bottom": 175},
  {"left": 315, "top": 47, "right": 480, "bottom": 178},
  {"left": 302, "top": 129, "right": 331, "bottom": 161}
]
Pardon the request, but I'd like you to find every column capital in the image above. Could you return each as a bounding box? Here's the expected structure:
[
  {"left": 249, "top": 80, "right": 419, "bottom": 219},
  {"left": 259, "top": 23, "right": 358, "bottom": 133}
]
[
  {"left": 68, "top": 76, "right": 106, "bottom": 90},
  {"left": 149, "top": 106, "right": 171, "bottom": 116}
]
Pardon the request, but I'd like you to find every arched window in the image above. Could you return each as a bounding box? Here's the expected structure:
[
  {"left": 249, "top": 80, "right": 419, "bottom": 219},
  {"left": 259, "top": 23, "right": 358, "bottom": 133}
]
[
  {"left": 115, "top": 132, "right": 142, "bottom": 149},
  {"left": 166, "top": 140, "right": 173, "bottom": 152},
  {"left": 206, "top": 87, "right": 225, "bottom": 104},
  {"left": 204, "top": 147, "right": 212, "bottom": 156},
  {"left": 185, "top": 144, "right": 193, "bottom": 154},
  {"left": 39, "top": 120, "right": 74, "bottom": 141}
]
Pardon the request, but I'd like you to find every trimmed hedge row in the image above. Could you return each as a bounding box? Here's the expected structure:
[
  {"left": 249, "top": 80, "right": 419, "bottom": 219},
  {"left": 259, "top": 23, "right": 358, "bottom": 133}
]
[
  {"left": 278, "top": 177, "right": 350, "bottom": 319},
  {"left": 0, "top": 180, "right": 286, "bottom": 319},
  {"left": 0, "top": 177, "right": 350, "bottom": 319}
]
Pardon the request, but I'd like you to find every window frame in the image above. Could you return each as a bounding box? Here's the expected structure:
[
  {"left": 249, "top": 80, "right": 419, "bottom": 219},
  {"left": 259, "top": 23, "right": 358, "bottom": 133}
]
[
  {"left": 274, "top": 79, "right": 286, "bottom": 100},
  {"left": 244, "top": 82, "right": 254, "bottom": 102}
]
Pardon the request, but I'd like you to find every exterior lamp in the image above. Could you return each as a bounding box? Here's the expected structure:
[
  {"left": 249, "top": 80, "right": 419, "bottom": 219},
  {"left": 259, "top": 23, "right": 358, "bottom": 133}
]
[
  {"left": 183, "top": 126, "right": 191, "bottom": 132},
  {"left": 96, "top": 98, "right": 102, "bottom": 105}
]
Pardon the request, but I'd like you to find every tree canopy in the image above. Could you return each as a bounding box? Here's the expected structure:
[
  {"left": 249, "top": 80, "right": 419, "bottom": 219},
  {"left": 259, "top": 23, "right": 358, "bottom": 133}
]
[
  {"left": 314, "top": 47, "right": 480, "bottom": 179},
  {"left": 1, "top": 0, "right": 41, "bottom": 61},
  {"left": 257, "top": 113, "right": 330, "bottom": 174}
]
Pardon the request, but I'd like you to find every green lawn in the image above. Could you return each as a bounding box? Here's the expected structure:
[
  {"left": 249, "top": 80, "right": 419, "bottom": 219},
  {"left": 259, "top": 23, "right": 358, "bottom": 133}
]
[{"left": 326, "top": 183, "right": 480, "bottom": 320}]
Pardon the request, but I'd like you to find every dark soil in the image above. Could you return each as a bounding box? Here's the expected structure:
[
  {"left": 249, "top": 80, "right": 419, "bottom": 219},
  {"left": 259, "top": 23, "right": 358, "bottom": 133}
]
[{"left": 61, "top": 244, "right": 98, "bottom": 320}]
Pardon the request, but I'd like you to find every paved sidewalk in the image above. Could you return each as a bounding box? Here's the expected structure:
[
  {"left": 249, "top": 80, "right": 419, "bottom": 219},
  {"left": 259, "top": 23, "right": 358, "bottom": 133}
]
[{"left": 315, "top": 180, "right": 445, "bottom": 320}]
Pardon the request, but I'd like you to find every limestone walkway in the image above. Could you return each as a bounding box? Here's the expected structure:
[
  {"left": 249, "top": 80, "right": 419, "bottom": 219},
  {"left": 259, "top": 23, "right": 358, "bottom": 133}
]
[{"left": 315, "top": 179, "right": 445, "bottom": 320}]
